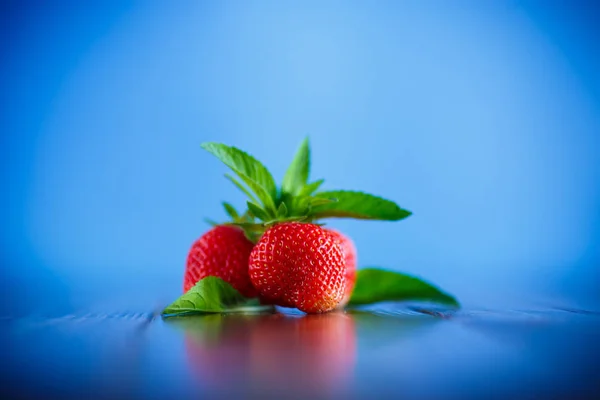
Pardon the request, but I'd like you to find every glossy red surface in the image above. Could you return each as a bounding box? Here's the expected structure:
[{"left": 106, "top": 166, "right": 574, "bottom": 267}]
[{"left": 249, "top": 223, "right": 346, "bottom": 313}]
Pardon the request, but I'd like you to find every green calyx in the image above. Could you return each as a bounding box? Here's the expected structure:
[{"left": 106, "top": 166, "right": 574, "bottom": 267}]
[{"left": 201, "top": 138, "right": 412, "bottom": 241}]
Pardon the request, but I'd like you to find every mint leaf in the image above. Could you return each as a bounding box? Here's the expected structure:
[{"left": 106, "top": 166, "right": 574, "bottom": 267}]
[
  {"left": 284, "top": 194, "right": 331, "bottom": 217},
  {"left": 312, "top": 190, "right": 411, "bottom": 221},
  {"left": 247, "top": 201, "right": 270, "bottom": 221},
  {"left": 224, "top": 172, "right": 276, "bottom": 217},
  {"left": 300, "top": 179, "right": 324, "bottom": 196},
  {"left": 225, "top": 174, "right": 260, "bottom": 205},
  {"left": 162, "top": 277, "right": 271, "bottom": 316},
  {"left": 277, "top": 201, "right": 288, "bottom": 218},
  {"left": 237, "top": 171, "right": 277, "bottom": 216},
  {"left": 202, "top": 142, "right": 277, "bottom": 208},
  {"left": 203, "top": 218, "right": 219, "bottom": 227},
  {"left": 348, "top": 268, "right": 459, "bottom": 308},
  {"left": 308, "top": 196, "right": 336, "bottom": 208},
  {"left": 222, "top": 202, "right": 239, "bottom": 220},
  {"left": 282, "top": 138, "right": 310, "bottom": 196}
]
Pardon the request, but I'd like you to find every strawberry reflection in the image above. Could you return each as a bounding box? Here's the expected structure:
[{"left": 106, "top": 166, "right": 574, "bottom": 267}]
[
  {"left": 183, "top": 315, "right": 257, "bottom": 387},
  {"left": 177, "top": 312, "right": 356, "bottom": 398}
]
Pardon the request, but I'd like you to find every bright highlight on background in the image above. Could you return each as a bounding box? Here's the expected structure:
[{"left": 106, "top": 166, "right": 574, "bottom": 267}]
[{"left": 1, "top": 1, "right": 599, "bottom": 314}]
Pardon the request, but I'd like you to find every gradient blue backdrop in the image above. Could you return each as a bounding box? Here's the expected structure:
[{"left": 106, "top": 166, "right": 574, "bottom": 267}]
[{"left": 1, "top": 0, "right": 599, "bottom": 315}]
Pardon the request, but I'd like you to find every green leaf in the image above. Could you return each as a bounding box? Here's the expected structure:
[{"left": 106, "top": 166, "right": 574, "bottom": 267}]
[
  {"left": 300, "top": 179, "right": 324, "bottom": 196},
  {"left": 348, "top": 268, "right": 459, "bottom": 308},
  {"left": 225, "top": 174, "right": 260, "bottom": 205},
  {"left": 282, "top": 137, "right": 310, "bottom": 196},
  {"left": 308, "top": 196, "right": 337, "bottom": 208},
  {"left": 203, "top": 218, "right": 219, "bottom": 227},
  {"left": 237, "top": 171, "right": 277, "bottom": 216},
  {"left": 238, "top": 209, "right": 255, "bottom": 223},
  {"left": 202, "top": 142, "right": 277, "bottom": 203},
  {"left": 223, "top": 173, "right": 276, "bottom": 218},
  {"left": 277, "top": 201, "right": 288, "bottom": 218},
  {"left": 162, "top": 277, "right": 270, "bottom": 316},
  {"left": 312, "top": 190, "right": 411, "bottom": 221},
  {"left": 247, "top": 201, "right": 270, "bottom": 221},
  {"left": 222, "top": 202, "right": 239, "bottom": 220}
]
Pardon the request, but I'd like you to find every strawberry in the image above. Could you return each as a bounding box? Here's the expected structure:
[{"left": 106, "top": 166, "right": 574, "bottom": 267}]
[
  {"left": 326, "top": 229, "right": 357, "bottom": 306},
  {"left": 184, "top": 225, "right": 257, "bottom": 297},
  {"left": 185, "top": 139, "right": 412, "bottom": 313},
  {"left": 248, "top": 222, "right": 346, "bottom": 314}
]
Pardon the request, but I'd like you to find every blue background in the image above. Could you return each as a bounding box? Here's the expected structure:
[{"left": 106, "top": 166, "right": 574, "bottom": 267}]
[{"left": 1, "top": 0, "right": 599, "bottom": 315}]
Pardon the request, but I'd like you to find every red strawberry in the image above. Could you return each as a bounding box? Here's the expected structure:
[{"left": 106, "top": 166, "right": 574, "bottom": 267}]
[
  {"left": 184, "top": 225, "right": 257, "bottom": 297},
  {"left": 326, "top": 229, "right": 357, "bottom": 306},
  {"left": 248, "top": 222, "right": 346, "bottom": 313}
]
